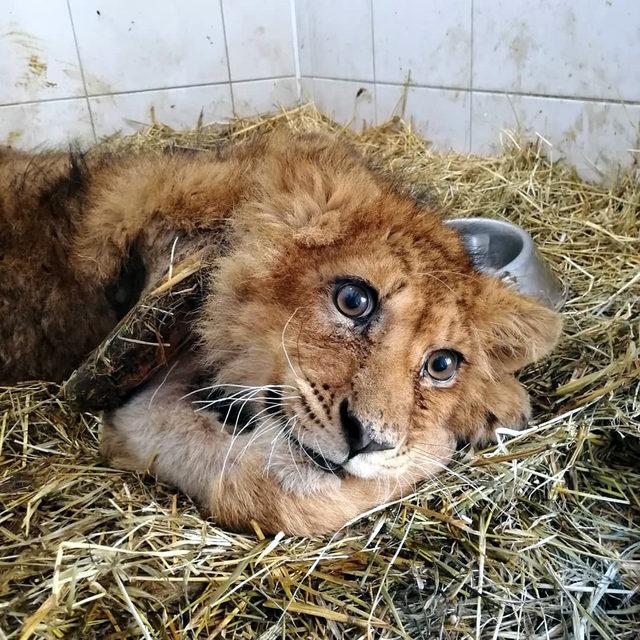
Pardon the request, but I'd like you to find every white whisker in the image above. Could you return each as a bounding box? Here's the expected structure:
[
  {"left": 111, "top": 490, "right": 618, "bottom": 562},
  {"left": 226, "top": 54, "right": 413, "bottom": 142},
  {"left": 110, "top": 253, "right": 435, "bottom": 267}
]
[
  {"left": 180, "top": 382, "right": 296, "bottom": 401},
  {"left": 281, "top": 307, "right": 305, "bottom": 381},
  {"left": 147, "top": 360, "right": 179, "bottom": 409},
  {"left": 286, "top": 419, "right": 304, "bottom": 483}
]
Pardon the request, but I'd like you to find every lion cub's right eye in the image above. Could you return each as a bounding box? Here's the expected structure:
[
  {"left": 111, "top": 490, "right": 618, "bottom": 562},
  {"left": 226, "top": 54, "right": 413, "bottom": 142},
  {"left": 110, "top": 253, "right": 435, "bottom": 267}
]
[
  {"left": 422, "top": 349, "right": 461, "bottom": 383},
  {"left": 333, "top": 280, "right": 377, "bottom": 320}
]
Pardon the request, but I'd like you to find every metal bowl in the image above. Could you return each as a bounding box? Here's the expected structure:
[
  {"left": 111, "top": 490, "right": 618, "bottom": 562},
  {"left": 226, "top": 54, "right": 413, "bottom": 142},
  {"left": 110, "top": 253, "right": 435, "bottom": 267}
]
[{"left": 445, "top": 217, "right": 566, "bottom": 310}]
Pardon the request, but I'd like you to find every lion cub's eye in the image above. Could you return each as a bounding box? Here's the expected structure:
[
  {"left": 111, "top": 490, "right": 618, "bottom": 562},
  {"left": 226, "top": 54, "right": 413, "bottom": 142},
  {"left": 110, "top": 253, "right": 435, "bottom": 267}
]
[
  {"left": 423, "top": 349, "right": 460, "bottom": 383},
  {"left": 333, "top": 281, "right": 376, "bottom": 320}
]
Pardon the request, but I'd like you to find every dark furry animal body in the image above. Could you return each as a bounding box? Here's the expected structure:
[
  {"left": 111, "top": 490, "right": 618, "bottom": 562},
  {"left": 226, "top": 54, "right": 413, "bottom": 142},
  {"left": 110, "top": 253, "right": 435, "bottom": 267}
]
[
  {"left": 0, "top": 143, "right": 231, "bottom": 382},
  {"left": 0, "top": 149, "right": 116, "bottom": 382}
]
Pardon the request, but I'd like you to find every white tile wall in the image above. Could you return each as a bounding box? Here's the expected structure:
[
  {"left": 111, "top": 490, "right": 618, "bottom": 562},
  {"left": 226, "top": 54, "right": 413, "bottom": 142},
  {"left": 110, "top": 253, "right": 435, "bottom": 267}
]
[
  {"left": 1, "top": 0, "right": 303, "bottom": 148},
  {"left": 0, "top": 0, "right": 85, "bottom": 104},
  {"left": 472, "top": 92, "right": 640, "bottom": 181},
  {"left": 473, "top": 0, "right": 640, "bottom": 102},
  {"left": 0, "top": 98, "right": 94, "bottom": 148},
  {"left": 376, "top": 84, "right": 471, "bottom": 151},
  {"left": 1, "top": 0, "right": 639, "bottom": 180},
  {"left": 232, "top": 77, "right": 298, "bottom": 117},
  {"left": 301, "top": 78, "right": 375, "bottom": 128},
  {"left": 373, "top": 0, "right": 472, "bottom": 89},
  {"left": 300, "top": 0, "right": 640, "bottom": 179},
  {"left": 90, "top": 85, "right": 234, "bottom": 138},
  {"left": 69, "top": 0, "right": 229, "bottom": 94},
  {"left": 296, "top": 0, "right": 374, "bottom": 81},
  {"left": 222, "top": 0, "right": 295, "bottom": 81}
]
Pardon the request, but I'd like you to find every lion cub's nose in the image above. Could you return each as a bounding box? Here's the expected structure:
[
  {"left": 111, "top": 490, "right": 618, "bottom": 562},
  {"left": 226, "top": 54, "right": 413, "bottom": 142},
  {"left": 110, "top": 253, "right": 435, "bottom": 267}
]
[{"left": 339, "top": 399, "right": 395, "bottom": 458}]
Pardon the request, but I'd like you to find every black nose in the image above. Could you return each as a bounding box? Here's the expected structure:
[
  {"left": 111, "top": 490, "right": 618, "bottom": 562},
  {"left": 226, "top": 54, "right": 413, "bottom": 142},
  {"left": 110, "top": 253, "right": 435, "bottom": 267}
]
[{"left": 339, "top": 399, "right": 395, "bottom": 458}]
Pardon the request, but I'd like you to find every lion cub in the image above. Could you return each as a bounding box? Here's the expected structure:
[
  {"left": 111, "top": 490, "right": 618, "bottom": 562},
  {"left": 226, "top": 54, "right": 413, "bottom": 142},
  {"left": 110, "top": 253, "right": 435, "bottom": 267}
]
[{"left": 0, "top": 132, "right": 561, "bottom": 535}]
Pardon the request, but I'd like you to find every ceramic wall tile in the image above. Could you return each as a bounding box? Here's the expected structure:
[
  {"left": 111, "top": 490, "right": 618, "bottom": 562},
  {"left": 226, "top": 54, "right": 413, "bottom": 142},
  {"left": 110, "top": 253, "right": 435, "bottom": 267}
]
[
  {"left": 473, "top": 0, "right": 640, "bottom": 101},
  {"left": 471, "top": 92, "right": 640, "bottom": 180},
  {"left": 295, "top": 0, "right": 374, "bottom": 81},
  {"left": 232, "top": 77, "right": 298, "bottom": 116},
  {"left": 69, "top": 0, "right": 229, "bottom": 95},
  {"left": 89, "top": 84, "right": 233, "bottom": 138},
  {"left": 223, "top": 0, "right": 295, "bottom": 81},
  {"left": 5, "top": 0, "right": 639, "bottom": 177},
  {"left": 0, "top": 0, "right": 85, "bottom": 104},
  {"left": 0, "top": 98, "right": 94, "bottom": 148},
  {"left": 373, "top": 0, "right": 472, "bottom": 89},
  {"left": 377, "top": 83, "right": 471, "bottom": 151},
  {"left": 301, "top": 78, "right": 375, "bottom": 128}
]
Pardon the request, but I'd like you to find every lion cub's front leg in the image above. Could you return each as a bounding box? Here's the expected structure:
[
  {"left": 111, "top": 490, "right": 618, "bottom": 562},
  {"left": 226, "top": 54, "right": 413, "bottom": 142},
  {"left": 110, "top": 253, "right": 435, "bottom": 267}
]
[
  {"left": 102, "top": 360, "right": 237, "bottom": 507},
  {"left": 102, "top": 360, "right": 397, "bottom": 535}
]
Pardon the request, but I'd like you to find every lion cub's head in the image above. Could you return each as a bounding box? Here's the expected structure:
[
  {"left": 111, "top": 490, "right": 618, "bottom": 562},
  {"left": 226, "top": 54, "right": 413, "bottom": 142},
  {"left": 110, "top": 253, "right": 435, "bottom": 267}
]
[{"left": 198, "top": 133, "right": 562, "bottom": 494}]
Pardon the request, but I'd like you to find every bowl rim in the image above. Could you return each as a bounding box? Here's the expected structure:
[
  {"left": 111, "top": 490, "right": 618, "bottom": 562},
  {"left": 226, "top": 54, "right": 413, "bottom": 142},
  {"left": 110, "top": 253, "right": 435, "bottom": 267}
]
[
  {"left": 445, "top": 216, "right": 567, "bottom": 310},
  {"left": 445, "top": 216, "right": 536, "bottom": 273}
]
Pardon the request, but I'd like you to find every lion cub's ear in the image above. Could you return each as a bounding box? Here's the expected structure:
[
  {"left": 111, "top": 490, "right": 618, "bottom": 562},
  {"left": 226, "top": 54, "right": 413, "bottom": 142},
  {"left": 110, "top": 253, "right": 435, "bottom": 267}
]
[{"left": 475, "top": 277, "right": 562, "bottom": 373}]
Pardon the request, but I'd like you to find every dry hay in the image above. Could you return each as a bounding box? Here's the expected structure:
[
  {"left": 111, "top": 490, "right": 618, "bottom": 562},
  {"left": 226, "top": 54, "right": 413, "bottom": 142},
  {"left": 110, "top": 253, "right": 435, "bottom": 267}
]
[{"left": 1, "top": 105, "right": 638, "bottom": 639}]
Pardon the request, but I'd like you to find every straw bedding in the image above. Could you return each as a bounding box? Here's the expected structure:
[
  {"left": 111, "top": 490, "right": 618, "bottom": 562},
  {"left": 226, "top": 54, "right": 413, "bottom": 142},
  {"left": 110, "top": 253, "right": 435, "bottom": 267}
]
[{"left": 1, "top": 105, "right": 638, "bottom": 639}]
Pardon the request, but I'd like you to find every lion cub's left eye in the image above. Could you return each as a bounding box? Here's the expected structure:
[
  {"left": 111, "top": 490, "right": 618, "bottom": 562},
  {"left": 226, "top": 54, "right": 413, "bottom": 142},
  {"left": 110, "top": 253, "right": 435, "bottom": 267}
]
[
  {"left": 333, "top": 280, "right": 376, "bottom": 320},
  {"left": 423, "top": 349, "right": 461, "bottom": 382}
]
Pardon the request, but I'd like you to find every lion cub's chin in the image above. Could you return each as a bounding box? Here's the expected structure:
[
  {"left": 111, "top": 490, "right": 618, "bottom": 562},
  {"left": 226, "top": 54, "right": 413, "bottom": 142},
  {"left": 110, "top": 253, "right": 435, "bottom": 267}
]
[
  {"left": 343, "top": 456, "right": 400, "bottom": 480},
  {"left": 270, "top": 454, "right": 408, "bottom": 495}
]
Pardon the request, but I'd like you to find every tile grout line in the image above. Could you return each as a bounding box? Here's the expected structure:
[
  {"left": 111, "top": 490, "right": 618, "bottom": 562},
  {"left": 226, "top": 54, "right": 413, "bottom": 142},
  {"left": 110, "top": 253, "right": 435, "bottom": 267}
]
[
  {"left": 299, "top": 76, "right": 640, "bottom": 107},
  {"left": 0, "top": 77, "right": 299, "bottom": 109},
  {"left": 469, "top": 0, "right": 474, "bottom": 153},
  {"left": 289, "top": 0, "right": 302, "bottom": 103},
  {"left": 5, "top": 77, "right": 640, "bottom": 111},
  {"left": 65, "top": 0, "right": 96, "bottom": 143},
  {"left": 369, "top": 0, "right": 377, "bottom": 124},
  {"left": 218, "top": 0, "right": 236, "bottom": 115}
]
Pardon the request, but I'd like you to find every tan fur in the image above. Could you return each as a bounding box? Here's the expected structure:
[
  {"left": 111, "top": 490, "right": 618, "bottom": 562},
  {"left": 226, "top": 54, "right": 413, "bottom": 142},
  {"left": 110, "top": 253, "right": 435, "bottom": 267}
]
[{"left": 1, "top": 132, "right": 562, "bottom": 534}]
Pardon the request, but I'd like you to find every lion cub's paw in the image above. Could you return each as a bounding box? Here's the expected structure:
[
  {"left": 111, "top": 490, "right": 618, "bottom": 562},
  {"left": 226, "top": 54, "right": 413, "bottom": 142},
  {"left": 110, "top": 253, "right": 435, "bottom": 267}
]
[
  {"left": 467, "top": 376, "right": 532, "bottom": 447},
  {"left": 269, "top": 458, "right": 342, "bottom": 496},
  {"left": 101, "top": 422, "right": 148, "bottom": 472}
]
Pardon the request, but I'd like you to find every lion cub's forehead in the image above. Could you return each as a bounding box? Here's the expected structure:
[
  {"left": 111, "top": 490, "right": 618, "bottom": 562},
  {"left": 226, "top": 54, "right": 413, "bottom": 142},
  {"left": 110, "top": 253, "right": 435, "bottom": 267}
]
[
  {"left": 323, "top": 216, "right": 476, "bottom": 294},
  {"left": 309, "top": 224, "right": 477, "bottom": 322}
]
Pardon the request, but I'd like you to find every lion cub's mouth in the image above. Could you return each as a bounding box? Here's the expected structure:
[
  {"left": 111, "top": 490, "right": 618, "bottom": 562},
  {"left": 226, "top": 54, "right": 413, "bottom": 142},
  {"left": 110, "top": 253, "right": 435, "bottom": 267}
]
[
  {"left": 267, "top": 388, "right": 346, "bottom": 475},
  {"left": 287, "top": 433, "right": 345, "bottom": 475},
  {"left": 191, "top": 381, "right": 346, "bottom": 476}
]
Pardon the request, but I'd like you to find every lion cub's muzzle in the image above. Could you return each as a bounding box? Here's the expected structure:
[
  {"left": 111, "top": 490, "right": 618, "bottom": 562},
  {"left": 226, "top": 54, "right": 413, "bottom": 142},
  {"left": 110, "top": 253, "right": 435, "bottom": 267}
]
[
  {"left": 292, "top": 391, "right": 399, "bottom": 474},
  {"left": 339, "top": 399, "right": 396, "bottom": 458}
]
